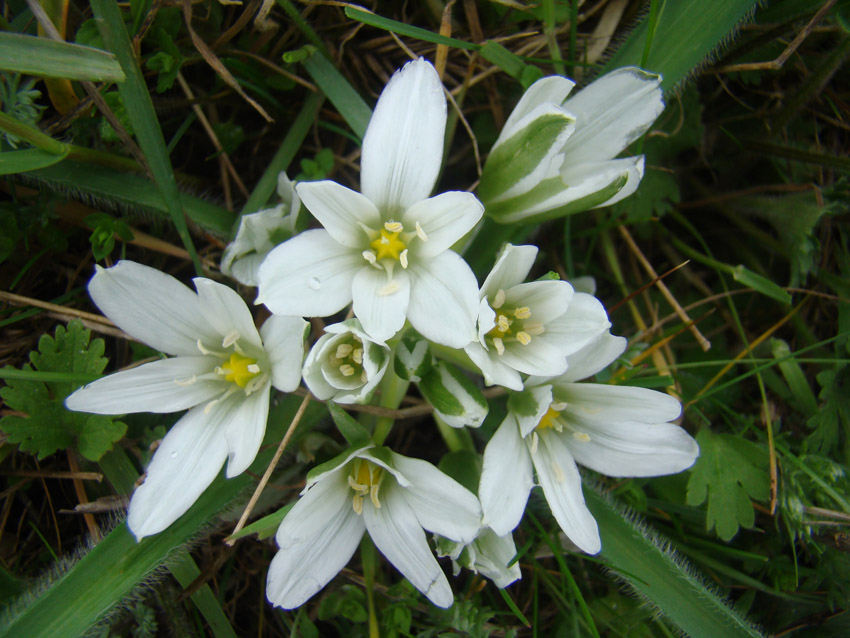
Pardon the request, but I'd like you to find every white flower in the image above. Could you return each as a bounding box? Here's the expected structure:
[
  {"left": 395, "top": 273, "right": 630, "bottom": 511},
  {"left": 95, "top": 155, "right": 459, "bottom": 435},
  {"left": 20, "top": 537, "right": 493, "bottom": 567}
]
[
  {"left": 221, "top": 171, "right": 300, "bottom": 287},
  {"left": 479, "top": 331, "right": 699, "bottom": 554},
  {"left": 478, "top": 67, "right": 664, "bottom": 224},
  {"left": 64, "top": 261, "right": 308, "bottom": 540},
  {"left": 257, "top": 58, "right": 483, "bottom": 348},
  {"left": 464, "top": 244, "right": 612, "bottom": 391},
  {"left": 266, "top": 444, "right": 482, "bottom": 609},
  {"left": 302, "top": 319, "right": 389, "bottom": 404},
  {"left": 436, "top": 527, "right": 521, "bottom": 589}
]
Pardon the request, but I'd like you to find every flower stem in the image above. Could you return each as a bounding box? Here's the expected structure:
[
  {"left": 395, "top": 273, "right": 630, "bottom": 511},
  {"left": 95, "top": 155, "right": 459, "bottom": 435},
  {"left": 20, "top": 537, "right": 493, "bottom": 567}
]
[
  {"left": 372, "top": 366, "right": 409, "bottom": 446},
  {"left": 434, "top": 414, "right": 476, "bottom": 453},
  {"left": 360, "top": 535, "right": 380, "bottom": 638}
]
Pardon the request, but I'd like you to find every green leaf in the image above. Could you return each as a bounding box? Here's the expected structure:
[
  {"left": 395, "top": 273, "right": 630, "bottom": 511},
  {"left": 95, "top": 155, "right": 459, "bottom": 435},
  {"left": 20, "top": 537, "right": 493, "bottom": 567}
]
[
  {"left": 0, "top": 321, "right": 126, "bottom": 461},
  {"left": 731, "top": 264, "right": 792, "bottom": 305},
  {"left": 0, "top": 148, "right": 69, "bottom": 175},
  {"left": 686, "top": 429, "right": 769, "bottom": 540},
  {"left": 344, "top": 7, "right": 478, "bottom": 52},
  {"left": 0, "top": 32, "right": 125, "bottom": 82},
  {"left": 327, "top": 402, "right": 372, "bottom": 447},
  {"left": 437, "top": 450, "right": 482, "bottom": 494},
  {"left": 805, "top": 366, "right": 850, "bottom": 456},
  {"left": 479, "top": 40, "right": 543, "bottom": 88},
  {"left": 599, "top": 0, "right": 760, "bottom": 93},
  {"left": 226, "top": 504, "right": 293, "bottom": 542}
]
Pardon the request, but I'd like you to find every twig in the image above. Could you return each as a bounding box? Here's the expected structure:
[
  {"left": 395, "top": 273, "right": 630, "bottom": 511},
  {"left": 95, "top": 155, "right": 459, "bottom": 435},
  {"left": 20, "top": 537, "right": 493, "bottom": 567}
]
[{"left": 225, "top": 393, "right": 312, "bottom": 545}]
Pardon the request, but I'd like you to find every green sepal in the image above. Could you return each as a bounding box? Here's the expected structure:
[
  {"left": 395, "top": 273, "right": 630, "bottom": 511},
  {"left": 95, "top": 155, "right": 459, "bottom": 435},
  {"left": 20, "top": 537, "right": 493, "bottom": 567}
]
[
  {"left": 419, "top": 361, "right": 488, "bottom": 429},
  {"left": 507, "top": 384, "right": 552, "bottom": 437},
  {"left": 305, "top": 442, "right": 372, "bottom": 484},
  {"left": 393, "top": 330, "right": 433, "bottom": 382},
  {"left": 327, "top": 402, "right": 372, "bottom": 447},
  {"left": 478, "top": 111, "right": 574, "bottom": 205},
  {"left": 226, "top": 503, "right": 294, "bottom": 542},
  {"left": 486, "top": 173, "right": 628, "bottom": 225}
]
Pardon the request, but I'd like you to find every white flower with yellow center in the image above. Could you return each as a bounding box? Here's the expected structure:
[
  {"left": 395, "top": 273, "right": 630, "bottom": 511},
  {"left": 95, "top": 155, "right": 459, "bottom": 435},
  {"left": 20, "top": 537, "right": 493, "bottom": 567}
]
[
  {"left": 266, "top": 445, "right": 482, "bottom": 609},
  {"left": 256, "top": 58, "right": 483, "bottom": 348},
  {"left": 478, "top": 67, "right": 664, "bottom": 224},
  {"left": 478, "top": 331, "right": 699, "bottom": 554},
  {"left": 302, "top": 319, "right": 389, "bottom": 404},
  {"left": 64, "top": 261, "right": 308, "bottom": 540},
  {"left": 465, "top": 244, "right": 612, "bottom": 391}
]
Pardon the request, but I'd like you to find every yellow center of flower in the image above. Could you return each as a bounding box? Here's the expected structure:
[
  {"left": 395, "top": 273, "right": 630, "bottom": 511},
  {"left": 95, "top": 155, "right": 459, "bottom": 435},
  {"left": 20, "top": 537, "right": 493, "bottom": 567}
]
[
  {"left": 486, "top": 290, "right": 541, "bottom": 355},
  {"left": 347, "top": 458, "right": 384, "bottom": 515},
  {"left": 536, "top": 405, "right": 563, "bottom": 431},
  {"left": 220, "top": 352, "right": 261, "bottom": 388},
  {"left": 370, "top": 228, "right": 407, "bottom": 261}
]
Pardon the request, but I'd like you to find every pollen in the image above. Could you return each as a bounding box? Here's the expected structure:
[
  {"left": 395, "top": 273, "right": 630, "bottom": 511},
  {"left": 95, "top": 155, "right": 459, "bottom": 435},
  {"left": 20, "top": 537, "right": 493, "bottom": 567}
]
[
  {"left": 370, "top": 228, "right": 407, "bottom": 261},
  {"left": 220, "top": 352, "right": 261, "bottom": 388}
]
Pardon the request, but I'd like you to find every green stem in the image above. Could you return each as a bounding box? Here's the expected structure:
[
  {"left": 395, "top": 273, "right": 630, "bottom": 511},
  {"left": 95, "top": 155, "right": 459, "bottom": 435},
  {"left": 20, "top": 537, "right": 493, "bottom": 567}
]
[
  {"left": 372, "top": 366, "right": 409, "bottom": 446},
  {"left": 434, "top": 414, "right": 475, "bottom": 453}
]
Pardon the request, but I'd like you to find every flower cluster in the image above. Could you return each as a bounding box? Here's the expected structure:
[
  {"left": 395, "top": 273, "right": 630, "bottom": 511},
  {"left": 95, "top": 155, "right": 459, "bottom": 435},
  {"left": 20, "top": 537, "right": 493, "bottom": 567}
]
[{"left": 65, "top": 58, "right": 698, "bottom": 610}]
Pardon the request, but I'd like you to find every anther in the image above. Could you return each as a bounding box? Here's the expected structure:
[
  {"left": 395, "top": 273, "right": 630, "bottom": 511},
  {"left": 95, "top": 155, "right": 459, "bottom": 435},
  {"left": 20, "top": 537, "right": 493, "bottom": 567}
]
[
  {"left": 516, "top": 331, "right": 531, "bottom": 345},
  {"left": 497, "top": 314, "right": 511, "bottom": 332},
  {"left": 384, "top": 220, "right": 403, "bottom": 233},
  {"left": 514, "top": 306, "right": 531, "bottom": 319},
  {"left": 340, "top": 364, "right": 356, "bottom": 377},
  {"left": 573, "top": 432, "right": 591, "bottom": 442},
  {"left": 415, "top": 221, "right": 428, "bottom": 241},
  {"left": 551, "top": 461, "right": 566, "bottom": 483},
  {"left": 493, "top": 337, "right": 505, "bottom": 356},
  {"left": 399, "top": 249, "right": 409, "bottom": 269},
  {"left": 524, "top": 321, "right": 545, "bottom": 336},
  {"left": 174, "top": 376, "right": 197, "bottom": 387},
  {"left": 492, "top": 289, "right": 506, "bottom": 309},
  {"left": 336, "top": 343, "right": 354, "bottom": 359},
  {"left": 352, "top": 348, "right": 363, "bottom": 364},
  {"left": 222, "top": 330, "right": 240, "bottom": 348},
  {"left": 362, "top": 250, "right": 377, "bottom": 265}
]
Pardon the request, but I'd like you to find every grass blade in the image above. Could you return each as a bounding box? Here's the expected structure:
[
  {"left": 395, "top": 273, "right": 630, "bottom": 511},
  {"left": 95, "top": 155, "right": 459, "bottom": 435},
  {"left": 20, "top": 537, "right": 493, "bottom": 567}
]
[
  {"left": 587, "top": 488, "right": 764, "bottom": 638},
  {"left": 301, "top": 48, "right": 371, "bottom": 140},
  {"left": 0, "top": 32, "right": 125, "bottom": 82},
  {"left": 89, "top": 0, "right": 203, "bottom": 274}
]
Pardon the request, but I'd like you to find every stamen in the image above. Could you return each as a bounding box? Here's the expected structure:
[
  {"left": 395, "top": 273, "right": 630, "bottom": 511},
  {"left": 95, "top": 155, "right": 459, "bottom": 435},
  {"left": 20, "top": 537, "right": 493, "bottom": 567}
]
[
  {"left": 551, "top": 401, "right": 568, "bottom": 411},
  {"left": 497, "top": 314, "right": 511, "bottom": 333},
  {"left": 537, "top": 405, "right": 563, "bottom": 431},
  {"left": 362, "top": 250, "right": 377, "bottom": 265},
  {"left": 352, "top": 348, "right": 363, "bottom": 364},
  {"left": 573, "top": 432, "right": 591, "bottom": 442},
  {"left": 340, "top": 364, "right": 356, "bottom": 377},
  {"left": 360, "top": 370, "right": 368, "bottom": 382},
  {"left": 530, "top": 432, "right": 539, "bottom": 455},
  {"left": 551, "top": 461, "right": 566, "bottom": 483},
  {"left": 352, "top": 493, "right": 363, "bottom": 515},
  {"left": 222, "top": 330, "right": 240, "bottom": 348},
  {"left": 196, "top": 339, "right": 214, "bottom": 355},
  {"left": 516, "top": 331, "right": 531, "bottom": 345},
  {"left": 336, "top": 343, "right": 354, "bottom": 359},
  {"left": 493, "top": 337, "right": 505, "bottom": 356},
  {"left": 514, "top": 306, "right": 531, "bottom": 319},
  {"left": 384, "top": 220, "right": 403, "bottom": 233},
  {"left": 204, "top": 397, "right": 220, "bottom": 414},
  {"left": 399, "top": 249, "right": 409, "bottom": 269},
  {"left": 247, "top": 364, "right": 261, "bottom": 374},
  {"left": 415, "top": 221, "right": 428, "bottom": 241},
  {"left": 174, "top": 376, "right": 197, "bottom": 387},
  {"left": 379, "top": 280, "right": 401, "bottom": 296},
  {"left": 492, "top": 289, "right": 506, "bottom": 309}
]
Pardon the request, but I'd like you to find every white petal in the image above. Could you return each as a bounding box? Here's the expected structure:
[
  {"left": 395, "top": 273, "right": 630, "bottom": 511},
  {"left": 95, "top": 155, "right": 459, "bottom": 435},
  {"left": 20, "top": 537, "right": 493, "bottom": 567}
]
[
  {"left": 296, "top": 180, "right": 380, "bottom": 247},
  {"left": 479, "top": 415, "right": 534, "bottom": 536},
  {"left": 223, "top": 383, "right": 271, "bottom": 477},
  {"left": 361, "top": 58, "right": 446, "bottom": 214},
  {"left": 499, "top": 337, "right": 568, "bottom": 377},
  {"left": 256, "top": 229, "right": 361, "bottom": 317},
  {"left": 268, "top": 471, "right": 365, "bottom": 608},
  {"left": 407, "top": 251, "right": 478, "bottom": 348},
  {"left": 65, "top": 356, "right": 220, "bottom": 414},
  {"left": 557, "top": 383, "right": 682, "bottom": 423},
  {"left": 562, "top": 67, "right": 664, "bottom": 164},
  {"left": 194, "top": 278, "right": 263, "bottom": 350},
  {"left": 505, "top": 280, "right": 573, "bottom": 324},
  {"left": 499, "top": 75, "right": 575, "bottom": 142},
  {"left": 365, "top": 485, "right": 454, "bottom": 608},
  {"left": 561, "top": 156, "right": 645, "bottom": 208},
  {"left": 514, "top": 383, "right": 554, "bottom": 439},
  {"left": 87, "top": 261, "right": 216, "bottom": 356},
  {"left": 560, "top": 332, "right": 627, "bottom": 382},
  {"left": 401, "top": 191, "right": 484, "bottom": 257},
  {"left": 479, "top": 244, "right": 538, "bottom": 301},
  {"left": 127, "top": 400, "right": 231, "bottom": 539},
  {"left": 389, "top": 452, "right": 482, "bottom": 544},
  {"left": 260, "top": 314, "right": 308, "bottom": 392},
  {"left": 475, "top": 297, "right": 496, "bottom": 343},
  {"left": 473, "top": 529, "right": 522, "bottom": 588},
  {"left": 557, "top": 388, "right": 698, "bottom": 477},
  {"left": 352, "top": 267, "right": 410, "bottom": 344},
  {"left": 464, "top": 341, "right": 524, "bottom": 391},
  {"left": 302, "top": 333, "right": 338, "bottom": 400},
  {"left": 532, "top": 431, "right": 600, "bottom": 554},
  {"left": 545, "top": 292, "right": 611, "bottom": 357}
]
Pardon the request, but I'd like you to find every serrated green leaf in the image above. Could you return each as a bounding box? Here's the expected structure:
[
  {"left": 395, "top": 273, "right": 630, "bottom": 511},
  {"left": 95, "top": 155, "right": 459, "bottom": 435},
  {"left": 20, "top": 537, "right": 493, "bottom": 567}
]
[
  {"left": 805, "top": 366, "right": 850, "bottom": 456},
  {"left": 686, "top": 430, "right": 769, "bottom": 540},
  {"left": 0, "top": 321, "right": 125, "bottom": 461}
]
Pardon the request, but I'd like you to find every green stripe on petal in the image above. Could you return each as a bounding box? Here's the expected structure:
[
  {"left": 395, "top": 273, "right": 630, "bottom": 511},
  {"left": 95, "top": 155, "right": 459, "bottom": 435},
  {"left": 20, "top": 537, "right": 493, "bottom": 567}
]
[{"left": 419, "top": 361, "right": 488, "bottom": 429}]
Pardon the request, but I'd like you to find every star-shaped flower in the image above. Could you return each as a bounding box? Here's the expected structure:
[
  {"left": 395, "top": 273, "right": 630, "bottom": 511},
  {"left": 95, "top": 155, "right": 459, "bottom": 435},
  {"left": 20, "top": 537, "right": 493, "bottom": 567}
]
[
  {"left": 257, "top": 58, "right": 483, "bottom": 348},
  {"left": 479, "top": 331, "right": 699, "bottom": 553},
  {"left": 65, "top": 261, "right": 308, "bottom": 539}
]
